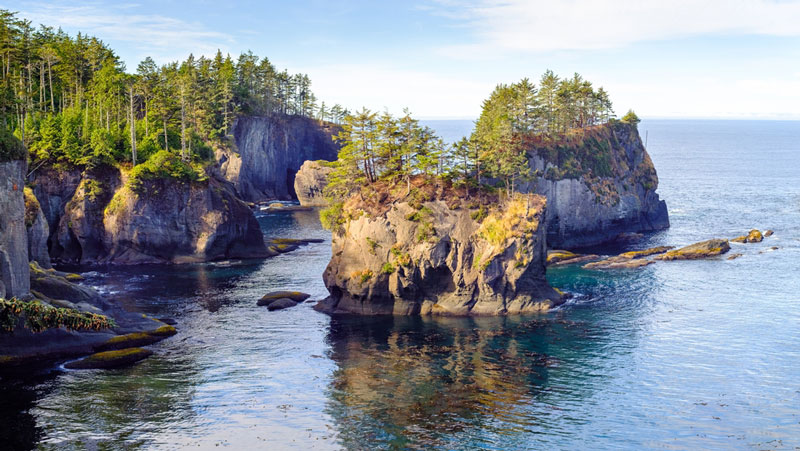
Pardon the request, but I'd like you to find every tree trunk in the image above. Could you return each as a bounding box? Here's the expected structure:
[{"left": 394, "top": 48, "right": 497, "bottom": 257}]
[
  {"left": 180, "top": 86, "right": 187, "bottom": 162},
  {"left": 130, "top": 86, "right": 137, "bottom": 166},
  {"left": 164, "top": 118, "right": 168, "bottom": 151}
]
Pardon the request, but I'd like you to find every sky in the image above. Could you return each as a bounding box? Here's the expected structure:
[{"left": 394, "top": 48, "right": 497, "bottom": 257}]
[{"left": 7, "top": 0, "right": 800, "bottom": 119}]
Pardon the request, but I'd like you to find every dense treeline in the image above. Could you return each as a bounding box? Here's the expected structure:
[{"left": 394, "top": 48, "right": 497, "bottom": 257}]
[
  {"left": 321, "top": 71, "right": 638, "bottom": 229},
  {"left": 0, "top": 9, "right": 347, "bottom": 171}
]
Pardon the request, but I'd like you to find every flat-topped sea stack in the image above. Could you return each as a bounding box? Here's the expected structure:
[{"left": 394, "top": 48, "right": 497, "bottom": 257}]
[
  {"left": 317, "top": 180, "right": 563, "bottom": 316},
  {"left": 519, "top": 121, "right": 669, "bottom": 247}
]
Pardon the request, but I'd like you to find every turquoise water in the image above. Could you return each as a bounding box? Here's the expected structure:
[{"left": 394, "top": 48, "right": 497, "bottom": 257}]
[{"left": 1, "top": 120, "right": 799, "bottom": 449}]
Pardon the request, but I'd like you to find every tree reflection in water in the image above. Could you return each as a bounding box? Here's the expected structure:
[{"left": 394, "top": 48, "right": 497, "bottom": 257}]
[{"left": 325, "top": 314, "right": 605, "bottom": 449}]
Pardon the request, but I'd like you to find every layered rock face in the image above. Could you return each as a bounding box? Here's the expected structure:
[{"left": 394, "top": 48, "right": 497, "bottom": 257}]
[
  {"left": 520, "top": 122, "right": 669, "bottom": 248},
  {"left": 24, "top": 187, "right": 51, "bottom": 269},
  {"left": 294, "top": 160, "right": 333, "bottom": 206},
  {"left": 319, "top": 195, "right": 563, "bottom": 315},
  {"left": 31, "top": 165, "right": 266, "bottom": 264},
  {"left": 104, "top": 177, "right": 266, "bottom": 264},
  {"left": 0, "top": 160, "right": 30, "bottom": 298},
  {"left": 219, "top": 115, "right": 339, "bottom": 201}
]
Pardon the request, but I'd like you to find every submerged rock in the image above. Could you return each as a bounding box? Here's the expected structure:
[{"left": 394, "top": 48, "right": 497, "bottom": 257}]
[
  {"left": 655, "top": 239, "right": 731, "bottom": 261},
  {"left": 95, "top": 325, "right": 177, "bottom": 352},
  {"left": 764, "top": 230, "right": 774, "bottom": 237},
  {"left": 266, "top": 298, "right": 298, "bottom": 311},
  {"left": 294, "top": 160, "right": 333, "bottom": 206},
  {"left": 584, "top": 258, "right": 654, "bottom": 270},
  {"left": 727, "top": 253, "right": 743, "bottom": 260},
  {"left": 64, "top": 347, "right": 153, "bottom": 370},
  {"left": 319, "top": 193, "right": 563, "bottom": 316}
]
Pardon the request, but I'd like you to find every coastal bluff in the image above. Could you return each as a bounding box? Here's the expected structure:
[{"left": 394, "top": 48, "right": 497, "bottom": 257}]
[
  {"left": 520, "top": 121, "right": 669, "bottom": 247},
  {"left": 317, "top": 187, "right": 563, "bottom": 316}
]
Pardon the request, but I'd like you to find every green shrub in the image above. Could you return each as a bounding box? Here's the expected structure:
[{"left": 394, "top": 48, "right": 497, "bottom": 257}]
[
  {"left": 381, "top": 262, "right": 395, "bottom": 274},
  {"left": 128, "top": 150, "right": 202, "bottom": 193},
  {"left": 0, "top": 126, "right": 26, "bottom": 162},
  {"left": 0, "top": 298, "right": 115, "bottom": 333}
]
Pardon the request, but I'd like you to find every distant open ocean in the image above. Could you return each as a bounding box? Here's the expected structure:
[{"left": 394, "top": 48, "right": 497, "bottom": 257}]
[{"left": 2, "top": 119, "right": 798, "bottom": 449}]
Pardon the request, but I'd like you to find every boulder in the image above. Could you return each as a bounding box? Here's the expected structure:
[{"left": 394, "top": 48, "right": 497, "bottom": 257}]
[
  {"left": 764, "top": 230, "right": 774, "bottom": 237},
  {"left": 258, "top": 291, "right": 311, "bottom": 306},
  {"left": 746, "top": 229, "right": 763, "bottom": 243},
  {"left": 294, "top": 160, "right": 334, "bottom": 206},
  {"left": 319, "top": 193, "right": 563, "bottom": 316},
  {"left": 731, "top": 236, "right": 747, "bottom": 243},
  {"left": 727, "top": 253, "right": 743, "bottom": 260},
  {"left": 618, "top": 246, "right": 674, "bottom": 259},
  {"left": 655, "top": 239, "right": 731, "bottom": 261},
  {"left": 64, "top": 348, "right": 153, "bottom": 370},
  {"left": 266, "top": 298, "right": 298, "bottom": 311}
]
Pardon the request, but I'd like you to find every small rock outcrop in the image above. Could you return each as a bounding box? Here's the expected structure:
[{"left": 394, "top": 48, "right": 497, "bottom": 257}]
[
  {"left": 546, "top": 250, "right": 599, "bottom": 266},
  {"left": 258, "top": 291, "right": 311, "bottom": 306},
  {"left": 218, "top": 115, "right": 339, "bottom": 201},
  {"left": 294, "top": 160, "right": 333, "bottom": 206},
  {"left": 519, "top": 122, "right": 669, "bottom": 248},
  {"left": 655, "top": 239, "right": 731, "bottom": 261},
  {"left": 318, "top": 192, "right": 563, "bottom": 316}
]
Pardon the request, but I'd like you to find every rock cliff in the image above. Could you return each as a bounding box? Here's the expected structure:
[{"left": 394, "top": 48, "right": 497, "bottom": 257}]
[
  {"left": 30, "top": 163, "right": 267, "bottom": 264},
  {"left": 218, "top": 115, "right": 339, "bottom": 201},
  {"left": 520, "top": 121, "right": 669, "bottom": 247},
  {"left": 0, "top": 160, "right": 30, "bottom": 298},
  {"left": 24, "top": 187, "right": 51, "bottom": 269},
  {"left": 294, "top": 160, "right": 333, "bottom": 206},
  {"left": 318, "top": 188, "right": 563, "bottom": 315}
]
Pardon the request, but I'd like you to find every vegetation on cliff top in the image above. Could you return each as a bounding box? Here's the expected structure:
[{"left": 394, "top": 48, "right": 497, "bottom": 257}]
[
  {"left": 0, "top": 125, "right": 25, "bottom": 162},
  {"left": 0, "top": 9, "right": 346, "bottom": 179},
  {"left": 319, "top": 71, "right": 634, "bottom": 231},
  {"left": 0, "top": 297, "right": 115, "bottom": 333}
]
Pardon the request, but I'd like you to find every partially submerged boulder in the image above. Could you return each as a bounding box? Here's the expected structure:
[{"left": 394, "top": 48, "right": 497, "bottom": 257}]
[
  {"left": 764, "top": 230, "right": 774, "bottom": 237},
  {"left": 64, "top": 347, "right": 152, "bottom": 370},
  {"left": 258, "top": 291, "right": 311, "bottom": 306},
  {"left": 746, "top": 229, "right": 763, "bottom": 243},
  {"left": 266, "top": 298, "right": 298, "bottom": 311},
  {"left": 655, "top": 239, "right": 730, "bottom": 260}
]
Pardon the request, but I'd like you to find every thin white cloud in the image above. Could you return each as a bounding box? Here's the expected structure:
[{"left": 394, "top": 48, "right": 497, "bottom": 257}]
[
  {"left": 18, "top": 2, "right": 234, "bottom": 65},
  {"left": 435, "top": 0, "right": 800, "bottom": 54}
]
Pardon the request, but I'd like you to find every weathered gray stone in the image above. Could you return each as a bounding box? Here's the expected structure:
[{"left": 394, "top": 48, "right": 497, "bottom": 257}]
[
  {"left": 0, "top": 160, "right": 30, "bottom": 297},
  {"left": 319, "top": 196, "right": 563, "bottom": 316},
  {"left": 218, "top": 116, "right": 339, "bottom": 202},
  {"left": 294, "top": 160, "right": 333, "bottom": 206},
  {"left": 267, "top": 298, "right": 298, "bottom": 311}
]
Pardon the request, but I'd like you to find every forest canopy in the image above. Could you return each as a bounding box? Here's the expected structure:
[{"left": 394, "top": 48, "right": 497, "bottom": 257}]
[{"left": 0, "top": 9, "right": 348, "bottom": 170}]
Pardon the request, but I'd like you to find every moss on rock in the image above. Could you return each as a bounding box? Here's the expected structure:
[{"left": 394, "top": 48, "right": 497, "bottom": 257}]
[
  {"left": 64, "top": 347, "right": 153, "bottom": 370},
  {"left": 655, "top": 239, "right": 730, "bottom": 261}
]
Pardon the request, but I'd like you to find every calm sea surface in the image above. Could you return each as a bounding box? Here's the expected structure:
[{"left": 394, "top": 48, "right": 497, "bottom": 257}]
[{"left": 1, "top": 120, "right": 799, "bottom": 450}]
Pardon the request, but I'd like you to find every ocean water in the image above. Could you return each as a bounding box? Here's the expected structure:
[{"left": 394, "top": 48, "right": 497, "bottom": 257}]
[{"left": 1, "top": 120, "right": 799, "bottom": 450}]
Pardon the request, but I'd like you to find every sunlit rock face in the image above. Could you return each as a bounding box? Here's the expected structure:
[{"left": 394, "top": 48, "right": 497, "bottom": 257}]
[
  {"left": 219, "top": 115, "right": 339, "bottom": 202},
  {"left": 319, "top": 193, "right": 563, "bottom": 316},
  {"left": 520, "top": 122, "right": 669, "bottom": 248}
]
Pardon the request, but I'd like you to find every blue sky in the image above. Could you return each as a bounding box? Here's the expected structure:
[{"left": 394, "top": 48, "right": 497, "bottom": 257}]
[{"left": 8, "top": 0, "right": 800, "bottom": 119}]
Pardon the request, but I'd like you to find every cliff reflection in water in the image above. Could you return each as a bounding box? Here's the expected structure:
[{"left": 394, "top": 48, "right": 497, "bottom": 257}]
[{"left": 324, "top": 314, "right": 608, "bottom": 448}]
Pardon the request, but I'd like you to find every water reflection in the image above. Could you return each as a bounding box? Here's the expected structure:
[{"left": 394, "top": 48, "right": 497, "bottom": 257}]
[{"left": 325, "top": 314, "right": 609, "bottom": 449}]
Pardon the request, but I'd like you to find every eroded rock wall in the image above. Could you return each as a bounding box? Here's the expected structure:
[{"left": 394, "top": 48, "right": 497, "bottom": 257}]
[{"left": 219, "top": 115, "right": 338, "bottom": 201}]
